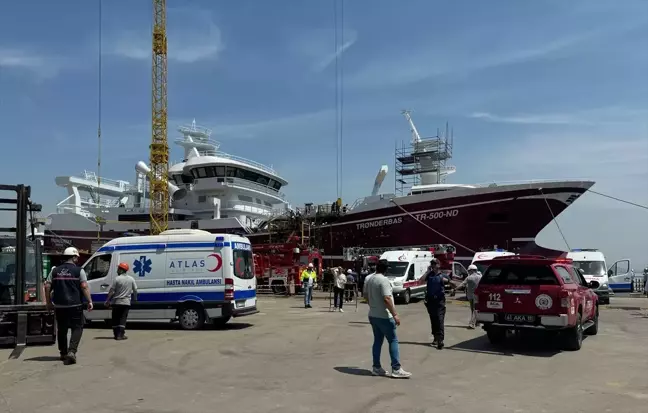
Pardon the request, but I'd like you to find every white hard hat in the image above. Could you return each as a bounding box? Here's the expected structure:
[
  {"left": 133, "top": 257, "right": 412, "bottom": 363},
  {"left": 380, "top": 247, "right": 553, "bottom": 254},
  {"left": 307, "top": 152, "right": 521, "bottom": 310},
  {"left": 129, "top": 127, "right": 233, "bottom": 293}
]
[
  {"left": 308, "top": 263, "right": 314, "bottom": 268},
  {"left": 347, "top": 269, "right": 352, "bottom": 274},
  {"left": 63, "top": 247, "right": 80, "bottom": 257},
  {"left": 468, "top": 264, "right": 478, "bottom": 271}
]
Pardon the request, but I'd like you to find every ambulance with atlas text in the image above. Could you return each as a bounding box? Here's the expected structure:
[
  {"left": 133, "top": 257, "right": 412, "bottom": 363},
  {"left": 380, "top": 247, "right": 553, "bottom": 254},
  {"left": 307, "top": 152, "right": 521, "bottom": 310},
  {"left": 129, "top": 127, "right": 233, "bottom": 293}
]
[{"left": 82, "top": 229, "right": 257, "bottom": 330}]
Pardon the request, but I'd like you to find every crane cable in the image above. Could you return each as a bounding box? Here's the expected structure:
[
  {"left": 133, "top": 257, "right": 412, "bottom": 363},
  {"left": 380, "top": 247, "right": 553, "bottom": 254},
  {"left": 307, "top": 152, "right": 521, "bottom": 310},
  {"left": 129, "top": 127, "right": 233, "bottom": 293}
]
[
  {"left": 586, "top": 189, "right": 648, "bottom": 210},
  {"left": 538, "top": 188, "right": 571, "bottom": 251},
  {"left": 333, "top": 1, "right": 338, "bottom": 199},
  {"left": 333, "top": 0, "right": 345, "bottom": 200},
  {"left": 96, "top": 0, "right": 103, "bottom": 241}
]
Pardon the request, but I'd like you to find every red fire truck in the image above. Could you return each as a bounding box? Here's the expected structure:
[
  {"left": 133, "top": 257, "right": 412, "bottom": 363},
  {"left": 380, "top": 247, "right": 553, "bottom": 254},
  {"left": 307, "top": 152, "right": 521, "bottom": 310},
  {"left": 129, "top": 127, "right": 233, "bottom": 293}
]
[{"left": 253, "top": 238, "right": 323, "bottom": 294}]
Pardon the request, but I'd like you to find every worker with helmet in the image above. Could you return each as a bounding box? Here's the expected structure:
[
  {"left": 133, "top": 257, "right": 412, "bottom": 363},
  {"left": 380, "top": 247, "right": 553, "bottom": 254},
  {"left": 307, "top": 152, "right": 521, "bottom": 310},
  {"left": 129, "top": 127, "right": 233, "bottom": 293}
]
[
  {"left": 300, "top": 263, "right": 317, "bottom": 308},
  {"left": 44, "top": 246, "right": 93, "bottom": 365},
  {"left": 458, "top": 264, "right": 483, "bottom": 329},
  {"left": 424, "top": 258, "right": 449, "bottom": 349},
  {"left": 104, "top": 262, "right": 138, "bottom": 340}
]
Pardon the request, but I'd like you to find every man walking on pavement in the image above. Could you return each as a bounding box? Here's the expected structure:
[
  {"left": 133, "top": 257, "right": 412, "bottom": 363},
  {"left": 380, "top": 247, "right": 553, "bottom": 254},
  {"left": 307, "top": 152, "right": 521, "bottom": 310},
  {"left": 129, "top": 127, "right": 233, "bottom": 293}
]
[
  {"left": 104, "top": 262, "right": 138, "bottom": 340},
  {"left": 458, "top": 264, "right": 482, "bottom": 329},
  {"left": 301, "top": 263, "right": 317, "bottom": 308},
  {"left": 364, "top": 259, "right": 412, "bottom": 378},
  {"left": 44, "top": 247, "right": 93, "bottom": 365},
  {"left": 425, "top": 258, "right": 449, "bottom": 349}
]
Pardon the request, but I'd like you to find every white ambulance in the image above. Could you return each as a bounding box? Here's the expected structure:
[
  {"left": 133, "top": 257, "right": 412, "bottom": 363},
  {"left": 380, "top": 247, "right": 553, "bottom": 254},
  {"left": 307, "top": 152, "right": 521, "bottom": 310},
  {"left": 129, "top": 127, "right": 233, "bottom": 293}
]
[
  {"left": 379, "top": 249, "right": 435, "bottom": 304},
  {"left": 82, "top": 229, "right": 258, "bottom": 330},
  {"left": 470, "top": 249, "right": 516, "bottom": 274},
  {"left": 565, "top": 248, "right": 635, "bottom": 303}
]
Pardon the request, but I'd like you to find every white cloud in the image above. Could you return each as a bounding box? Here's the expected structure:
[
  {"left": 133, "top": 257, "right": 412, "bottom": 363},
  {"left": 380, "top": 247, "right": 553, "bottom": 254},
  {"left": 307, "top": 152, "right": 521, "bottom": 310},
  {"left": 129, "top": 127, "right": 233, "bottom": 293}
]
[
  {"left": 107, "top": 7, "right": 223, "bottom": 63},
  {"left": 345, "top": 13, "right": 644, "bottom": 89},
  {"left": 288, "top": 28, "right": 357, "bottom": 72},
  {"left": 208, "top": 110, "right": 335, "bottom": 140},
  {"left": 469, "top": 107, "right": 648, "bottom": 126},
  {"left": 0, "top": 47, "right": 65, "bottom": 79}
]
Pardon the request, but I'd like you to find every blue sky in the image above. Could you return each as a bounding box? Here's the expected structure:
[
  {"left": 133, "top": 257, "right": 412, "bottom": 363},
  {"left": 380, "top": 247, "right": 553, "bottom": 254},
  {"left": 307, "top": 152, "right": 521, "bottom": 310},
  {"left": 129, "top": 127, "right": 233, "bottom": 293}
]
[{"left": 1, "top": 0, "right": 647, "bottom": 266}]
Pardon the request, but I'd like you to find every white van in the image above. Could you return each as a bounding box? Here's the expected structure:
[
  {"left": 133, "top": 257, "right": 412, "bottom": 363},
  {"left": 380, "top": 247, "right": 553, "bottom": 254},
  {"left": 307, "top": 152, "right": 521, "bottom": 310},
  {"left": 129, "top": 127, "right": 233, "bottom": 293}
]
[
  {"left": 470, "top": 250, "right": 516, "bottom": 274},
  {"left": 380, "top": 249, "right": 434, "bottom": 304},
  {"left": 83, "top": 229, "right": 258, "bottom": 330},
  {"left": 566, "top": 249, "right": 634, "bottom": 302}
]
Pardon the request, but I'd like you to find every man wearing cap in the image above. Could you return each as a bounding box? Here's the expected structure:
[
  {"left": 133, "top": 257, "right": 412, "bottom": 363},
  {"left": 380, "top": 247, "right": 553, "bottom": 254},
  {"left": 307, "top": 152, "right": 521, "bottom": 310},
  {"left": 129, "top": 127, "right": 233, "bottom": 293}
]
[
  {"left": 300, "top": 263, "right": 317, "bottom": 308},
  {"left": 44, "top": 247, "right": 93, "bottom": 365},
  {"left": 424, "top": 258, "right": 449, "bottom": 349},
  {"left": 105, "top": 262, "right": 138, "bottom": 340},
  {"left": 458, "top": 264, "right": 482, "bottom": 329}
]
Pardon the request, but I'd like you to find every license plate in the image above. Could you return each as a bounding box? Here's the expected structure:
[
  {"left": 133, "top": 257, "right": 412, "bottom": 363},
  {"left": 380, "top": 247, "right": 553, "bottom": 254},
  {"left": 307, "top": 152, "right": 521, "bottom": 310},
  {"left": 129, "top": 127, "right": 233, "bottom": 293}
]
[
  {"left": 504, "top": 314, "right": 535, "bottom": 323},
  {"left": 487, "top": 301, "right": 503, "bottom": 309},
  {"left": 236, "top": 300, "right": 246, "bottom": 308}
]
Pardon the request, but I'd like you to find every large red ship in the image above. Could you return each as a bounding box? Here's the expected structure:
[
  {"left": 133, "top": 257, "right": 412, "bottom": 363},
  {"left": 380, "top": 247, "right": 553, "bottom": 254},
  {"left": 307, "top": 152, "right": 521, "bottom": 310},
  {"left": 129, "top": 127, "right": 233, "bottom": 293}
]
[{"left": 42, "top": 117, "right": 593, "bottom": 263}]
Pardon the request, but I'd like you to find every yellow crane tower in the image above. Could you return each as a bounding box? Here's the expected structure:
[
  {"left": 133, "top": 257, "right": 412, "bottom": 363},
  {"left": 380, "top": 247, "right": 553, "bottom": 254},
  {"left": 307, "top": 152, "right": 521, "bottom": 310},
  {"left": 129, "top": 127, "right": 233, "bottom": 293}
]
[{"left": 149, "top": 0, "right": 169, "bottom": 234}]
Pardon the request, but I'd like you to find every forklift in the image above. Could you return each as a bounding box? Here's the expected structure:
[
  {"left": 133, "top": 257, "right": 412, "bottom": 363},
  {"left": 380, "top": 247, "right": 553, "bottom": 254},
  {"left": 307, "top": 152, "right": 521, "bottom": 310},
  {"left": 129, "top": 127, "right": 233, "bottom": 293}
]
[{"left": 0, "top": 184, "right": 55, "bottom": 358}]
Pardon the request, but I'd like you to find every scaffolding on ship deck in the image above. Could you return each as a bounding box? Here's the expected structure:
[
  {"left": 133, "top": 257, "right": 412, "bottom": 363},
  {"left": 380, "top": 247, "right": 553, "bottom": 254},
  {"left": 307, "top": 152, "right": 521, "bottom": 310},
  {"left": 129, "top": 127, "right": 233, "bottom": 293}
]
[{"left": 394, "top": 128, "right": 454, "bottom": 197}]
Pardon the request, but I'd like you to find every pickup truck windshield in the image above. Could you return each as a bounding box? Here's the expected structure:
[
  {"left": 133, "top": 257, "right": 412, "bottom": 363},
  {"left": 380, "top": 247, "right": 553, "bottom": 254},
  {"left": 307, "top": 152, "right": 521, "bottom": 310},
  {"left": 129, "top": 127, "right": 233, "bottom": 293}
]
[{"left": 480, "top": 264, "right": 559, "bottom": 285}]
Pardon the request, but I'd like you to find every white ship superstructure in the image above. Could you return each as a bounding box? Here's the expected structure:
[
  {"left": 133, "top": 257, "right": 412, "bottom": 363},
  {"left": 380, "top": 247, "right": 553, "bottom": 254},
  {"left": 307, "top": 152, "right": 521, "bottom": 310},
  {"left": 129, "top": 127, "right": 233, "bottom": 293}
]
[{"left": 47, "top": 120, "right": 289, "bottom": 238}]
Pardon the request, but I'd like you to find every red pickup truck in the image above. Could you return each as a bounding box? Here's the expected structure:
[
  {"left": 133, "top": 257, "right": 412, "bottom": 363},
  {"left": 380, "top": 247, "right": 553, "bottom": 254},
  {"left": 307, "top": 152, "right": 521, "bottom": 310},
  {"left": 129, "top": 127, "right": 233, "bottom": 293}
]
[{"left": 475, "top": 255, "right": 600, "bottom": 351}]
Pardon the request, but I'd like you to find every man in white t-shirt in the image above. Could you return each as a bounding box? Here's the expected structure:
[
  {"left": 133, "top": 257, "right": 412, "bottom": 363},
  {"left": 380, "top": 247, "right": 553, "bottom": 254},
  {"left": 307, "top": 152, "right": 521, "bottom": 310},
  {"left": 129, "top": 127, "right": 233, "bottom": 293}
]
[{"left": 363, "top": 260, "right": 412, "bottom": 379}]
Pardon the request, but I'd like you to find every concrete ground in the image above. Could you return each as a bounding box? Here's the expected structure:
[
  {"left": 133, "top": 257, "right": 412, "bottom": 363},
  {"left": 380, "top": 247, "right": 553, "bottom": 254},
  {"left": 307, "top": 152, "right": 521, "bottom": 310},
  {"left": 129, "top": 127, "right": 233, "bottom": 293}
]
[{"left": 0, "top": 297, "right": 647, "bottom": 413}]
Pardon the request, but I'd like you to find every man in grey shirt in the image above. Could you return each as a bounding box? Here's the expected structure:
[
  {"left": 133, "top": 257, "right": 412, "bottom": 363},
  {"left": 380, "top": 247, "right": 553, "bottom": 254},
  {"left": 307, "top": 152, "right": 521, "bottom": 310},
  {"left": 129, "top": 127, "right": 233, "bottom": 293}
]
[
  {"left": 105, "top": 262, "right": 138, "bottom": 340},
  {"left": 458, "top": 265, "right": 482, "bottom": 329},
  {"left": 363, "top": 260, "right": 411, "bottom": 379}
]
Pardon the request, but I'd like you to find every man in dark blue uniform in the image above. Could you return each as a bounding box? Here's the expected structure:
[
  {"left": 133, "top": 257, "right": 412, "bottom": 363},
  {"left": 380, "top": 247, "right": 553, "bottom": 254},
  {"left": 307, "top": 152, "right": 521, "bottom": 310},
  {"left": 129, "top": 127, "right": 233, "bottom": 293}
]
[
  {"left": 425, "top": 258, "right": 449, "bottom": 349},
  {"left": 45, "top": 247, "right": 94, "bottom": 365}
]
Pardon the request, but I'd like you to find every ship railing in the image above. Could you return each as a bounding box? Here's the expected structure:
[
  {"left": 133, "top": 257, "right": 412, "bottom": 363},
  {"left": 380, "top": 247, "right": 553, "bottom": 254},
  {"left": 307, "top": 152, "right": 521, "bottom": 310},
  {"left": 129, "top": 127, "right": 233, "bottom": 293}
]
[
  {"left": 55, "top": 204, "right": 97, "bottom": 218},
  {"left": 217, "top": 178, "right": 287, "bottom": 200},
  {"left": 470, "top": 178, "right": 590, "bottom": 188},
  {"left": 80, "top": 197, "right": 122, "bottom": 208},
  {"left": 222, "top": 200, "right": 273, "bottom": 217},
  {"left": 81, "top": 170, "right": 135, "bottom": 191},
  {"left": 178, "top": 124, "right": 213, "bottom": 137},
  {"left": 170, "top": 151, "right": 278, "bottom": 176}
]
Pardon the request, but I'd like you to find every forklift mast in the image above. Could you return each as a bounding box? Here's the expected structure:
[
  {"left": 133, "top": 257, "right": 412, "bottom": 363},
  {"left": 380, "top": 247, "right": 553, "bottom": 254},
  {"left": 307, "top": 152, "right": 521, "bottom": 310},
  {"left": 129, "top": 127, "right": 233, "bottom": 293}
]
[{"left": 0, "top": 184, "right": 55, "bottom": 353}]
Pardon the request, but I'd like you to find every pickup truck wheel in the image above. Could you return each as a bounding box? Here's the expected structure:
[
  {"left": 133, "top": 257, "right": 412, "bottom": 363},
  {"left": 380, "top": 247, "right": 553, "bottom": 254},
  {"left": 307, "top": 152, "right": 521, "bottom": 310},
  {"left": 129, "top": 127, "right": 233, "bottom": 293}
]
[
  {"left": 564, "top": 312, "right": 583, "bottom": 351},
  {"left": 178, "top": 305, "right": 206, "bottom": 330},
  {"left": 486, "top": 326, "right": 506, "bottom": 345},
  {"left": 585, "top": 307, "right": 599, "bottom": 336},
  {"left": 403, "top": 289, "right": 411, "bottom": 305}
]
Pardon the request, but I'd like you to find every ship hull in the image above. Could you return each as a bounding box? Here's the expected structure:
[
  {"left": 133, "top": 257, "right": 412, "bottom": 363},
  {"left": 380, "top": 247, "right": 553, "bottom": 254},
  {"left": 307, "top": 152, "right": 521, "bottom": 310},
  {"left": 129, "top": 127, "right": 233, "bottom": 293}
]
[{"left": 44, "top": 181, "right": 593, "bottom": 263}]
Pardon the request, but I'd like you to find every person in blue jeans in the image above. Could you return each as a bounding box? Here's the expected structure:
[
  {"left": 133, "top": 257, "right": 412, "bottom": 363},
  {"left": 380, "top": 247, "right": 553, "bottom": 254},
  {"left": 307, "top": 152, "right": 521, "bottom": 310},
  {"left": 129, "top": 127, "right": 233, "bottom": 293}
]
[
  {"left": 363, "top": 259, "right": 412, "bottom": 379},
  {"left": 300, "top": 263, "right": 317, "bottom": 308}
]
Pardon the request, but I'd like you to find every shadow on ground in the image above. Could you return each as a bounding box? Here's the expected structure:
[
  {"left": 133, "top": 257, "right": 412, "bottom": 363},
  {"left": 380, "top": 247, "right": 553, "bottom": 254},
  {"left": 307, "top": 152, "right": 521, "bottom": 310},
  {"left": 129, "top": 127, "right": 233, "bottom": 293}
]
[
  {"left": 401, "top": 332, "right": 564, "bottom": 358},
  {"left": 334, "top": 366, "right": 374, "bottom": 377},
  {"left": 86, "top": 321, "right": 254, "bottom": 332}
]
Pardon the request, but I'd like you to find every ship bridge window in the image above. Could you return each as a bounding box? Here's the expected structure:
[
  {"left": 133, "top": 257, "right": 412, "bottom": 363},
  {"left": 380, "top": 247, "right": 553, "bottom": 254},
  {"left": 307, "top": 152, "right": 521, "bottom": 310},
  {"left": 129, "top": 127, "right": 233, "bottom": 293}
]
[
  {"left": 188, "top": 165, "right": 282, "bottom": 191},
  {"left": 181, "top": 174, "right": 193, "bottom": 184},
  {"left": 238, "top": 195, "right": 253, "bottom": 202}
]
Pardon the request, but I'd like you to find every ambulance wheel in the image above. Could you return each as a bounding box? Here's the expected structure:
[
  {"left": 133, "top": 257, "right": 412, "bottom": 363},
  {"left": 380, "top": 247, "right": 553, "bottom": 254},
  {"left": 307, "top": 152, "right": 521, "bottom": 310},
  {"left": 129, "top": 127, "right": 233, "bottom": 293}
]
[
  {"left": 178, "top": 305, "right": 206, "bottom": 330},
  {"left": 403, "top": 289, "right": 411, "bottom": 305}
]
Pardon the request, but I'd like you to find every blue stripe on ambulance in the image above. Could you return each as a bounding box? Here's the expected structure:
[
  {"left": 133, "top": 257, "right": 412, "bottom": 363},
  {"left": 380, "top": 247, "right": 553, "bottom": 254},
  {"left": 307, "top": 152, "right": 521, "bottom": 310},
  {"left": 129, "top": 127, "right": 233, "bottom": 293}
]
[
  {"left": 609, "top": 283, "right": 632, "bottom": 290},
  {"left": 90, "top": 289, "right": 256, "bottom": 303}
]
